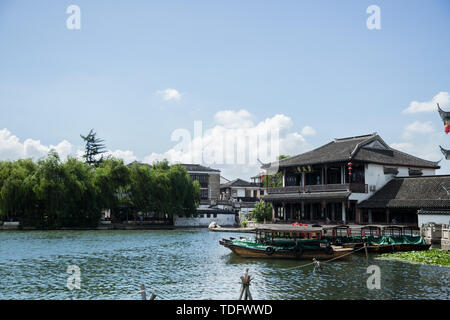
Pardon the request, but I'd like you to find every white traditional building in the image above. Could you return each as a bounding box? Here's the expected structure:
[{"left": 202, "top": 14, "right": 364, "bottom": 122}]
[
  {"left": 174, "top": 208, "right": 238, "bottom": 227},
  {"left": 262, "top": 133, "right": 441, "bottom": 226}
]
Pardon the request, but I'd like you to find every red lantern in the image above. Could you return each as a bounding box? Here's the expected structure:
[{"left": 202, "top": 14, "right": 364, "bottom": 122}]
[
  {"left": 445, "top": 125, "right": 450, "bottom": 134},
  {"left": 348, "top": 162, "right": 353, "bottom": 176}
]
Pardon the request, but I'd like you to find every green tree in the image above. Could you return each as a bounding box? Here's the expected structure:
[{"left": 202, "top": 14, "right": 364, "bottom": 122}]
[
  {"left": 61, "top": 157, "right": 100, "bottom": 227},
  {"left": 128, "top": 163, "right": 154, "bottom": 214},
  {"left": 252, "top": 200, "right": 273, "bottom": 222},
  {"left": 0, "top": 159, "right": 37, "bottom": 221},
  {"left": 80, "top": 129, "right": 106, "bottom": 167},
  {"left": 262, "top": 155, "right": 289, "bottom": 188},
  {"left": 94, "top": 158, "right": 130, "bottom": 214}
]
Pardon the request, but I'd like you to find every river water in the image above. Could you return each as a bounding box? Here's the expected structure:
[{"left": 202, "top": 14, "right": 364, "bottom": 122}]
[{"left": 0, "top": 229, "right": 448, "bottom": 300}]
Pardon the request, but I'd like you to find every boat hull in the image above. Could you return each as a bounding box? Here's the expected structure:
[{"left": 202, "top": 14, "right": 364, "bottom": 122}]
[
  {"left": 368, "top": 243, "right": 431, "bottom": 253},
  {"left": 220, "top": 240, "right": 353, "bottom": 260}
]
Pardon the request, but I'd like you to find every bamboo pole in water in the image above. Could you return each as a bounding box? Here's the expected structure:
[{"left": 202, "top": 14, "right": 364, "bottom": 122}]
[
  {"left": 239, "top": 268, "right": 253, "bottom": 300},
  {"left": 140, "top": 284, "right": 147, "bottom": 300},
  {"left": 140, "top": 284, "right": 157, "bottom": 300},
  {"left": 364, "top": 242, "right": 369, "bottom": 263}
]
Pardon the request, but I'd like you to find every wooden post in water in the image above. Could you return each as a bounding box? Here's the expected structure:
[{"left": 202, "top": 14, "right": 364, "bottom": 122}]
[
  {"left": 238, "top": 268, "right": 253, "bottom": 300},
  {"left": 140, "top": 284, "right": 157, "bottom": 300},
  {"left": 140, "top": 284, "right": 147, "bottom": 300},
  {"left": 364, "top": 242, "right": 369, "bottom": 263}
]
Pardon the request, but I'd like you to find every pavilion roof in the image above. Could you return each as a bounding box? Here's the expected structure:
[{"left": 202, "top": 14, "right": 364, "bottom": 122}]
[{"left": 262, "top": 133, "right": 439, "bottom": 170}]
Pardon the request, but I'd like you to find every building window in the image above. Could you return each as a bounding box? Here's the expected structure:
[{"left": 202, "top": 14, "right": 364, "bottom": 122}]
[
  {"left": 213, "top": 213, "right": 217, "bottom": 218},
  {"left": 286, "top": 175, "right": 298, "bottom": 186},
  {"left": 200, "top": 189, "right": 209, "bottom": 200},
  {"left": 260, "top": 190, "right": 264, "bottom": 196},
  {"left": 190, "top": 174, "right": 209, "bottom": 188}
]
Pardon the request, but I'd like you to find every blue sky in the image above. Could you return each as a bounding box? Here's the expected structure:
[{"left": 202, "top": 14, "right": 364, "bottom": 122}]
[{"left": 1, "top": 0, "right": 449, "bottom": 179}]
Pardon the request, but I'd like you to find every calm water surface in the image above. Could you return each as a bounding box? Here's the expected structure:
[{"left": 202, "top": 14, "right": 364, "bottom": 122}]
[{"left": 0, "top": 229, "right": 448, "bottom": 300}]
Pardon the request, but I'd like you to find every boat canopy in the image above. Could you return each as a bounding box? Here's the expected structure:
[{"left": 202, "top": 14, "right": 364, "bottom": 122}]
[
  {"left": 322, "top": 225, "right": 350, "bottom": 230},
  {"left": 255, "top": 224, "right": 322, "bottom": 233}
]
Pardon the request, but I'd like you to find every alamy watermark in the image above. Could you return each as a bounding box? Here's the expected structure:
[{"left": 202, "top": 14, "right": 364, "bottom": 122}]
[
  {"left": 366, "top": 265, "right": 381, "bottom": 290},
  {"left": 170, "top": 121, "right": 281, "bottom": 173},
  {"left": 366, "top": 5, "right": 381, "bottom": 30},
  {"left": 66, "top": 265, "right": 81, "bottom": 290},
  {"left": 66, "top": 5, "right": 81, "bottom": 30}
]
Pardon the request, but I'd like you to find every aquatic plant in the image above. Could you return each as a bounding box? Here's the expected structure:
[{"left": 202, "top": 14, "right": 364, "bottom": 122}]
[{"left": 380, "top": 249, "right": 450, "bottom": 266}]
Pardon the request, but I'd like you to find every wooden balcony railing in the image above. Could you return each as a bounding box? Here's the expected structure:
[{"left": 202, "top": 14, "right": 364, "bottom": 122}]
[{"left": 267, "top": 183, "right": 368, "bottom": 194}]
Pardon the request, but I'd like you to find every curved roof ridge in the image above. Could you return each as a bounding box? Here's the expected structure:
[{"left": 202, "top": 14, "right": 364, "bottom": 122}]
[{"left": 388, "top": 146, "right": 439, "bottom": 167}]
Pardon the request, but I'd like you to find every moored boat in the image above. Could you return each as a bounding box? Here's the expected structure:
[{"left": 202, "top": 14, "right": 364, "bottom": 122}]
[
  {"left": 318, "top": 224, "right": 430, "bottom": 253},
  {"left": 219, "top": 224, "right": 353, "bottom": 260}
]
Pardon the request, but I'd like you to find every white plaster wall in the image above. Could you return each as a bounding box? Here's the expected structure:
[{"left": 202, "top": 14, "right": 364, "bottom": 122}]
[
  {"left": 350, "top": 164, "right": 436, "bottom": 203},
  {"left": 418, "top": 215, "right": 450, "bottom": 226},
  {"left": 237, "top": 189, "right": 246, "bottom": 197},
  {"left": 422, "top": 169, "right": 436, "bottom": 176},
  {"left": 174, "top": 214, "right": 237, "bottom": 227},
  {"left": 350, "top": 163, "right": 392, "bottom": 203},
  {"left": 396, "top": 167, "right": 409, "bottom": 177}
]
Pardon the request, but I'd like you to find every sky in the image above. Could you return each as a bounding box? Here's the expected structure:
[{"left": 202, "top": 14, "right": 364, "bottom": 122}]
[{"left": 1, "top": 0, "right": 449, "bottom": 179}]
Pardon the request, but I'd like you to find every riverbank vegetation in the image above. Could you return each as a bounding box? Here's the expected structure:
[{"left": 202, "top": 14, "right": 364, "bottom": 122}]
[
  {"left": 379, "top": 249, "right": 450, "bottom": 266},
  {"left": 0, "top": 152, "right": 200, "bottom": 228}
]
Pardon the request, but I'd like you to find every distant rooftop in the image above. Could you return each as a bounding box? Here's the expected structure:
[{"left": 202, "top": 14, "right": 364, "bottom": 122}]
[
  {"left": 220, "top": 178, "right": 258, "bottom": 189},
  {"left": 180, "top": 164, "right": 221, "bottom": 173},
  {"left": 127, "top": 161, "right": 220, "bottom": 172}
]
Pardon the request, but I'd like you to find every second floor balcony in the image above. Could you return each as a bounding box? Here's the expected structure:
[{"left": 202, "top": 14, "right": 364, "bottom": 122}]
[{"left": 267, "top": 183, "right": 368, "bottom": 194}]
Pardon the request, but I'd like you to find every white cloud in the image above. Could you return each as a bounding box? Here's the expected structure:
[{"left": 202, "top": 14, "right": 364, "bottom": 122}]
[
  {"left": 403, "top": 91, "right": 450, "bottom": 114},
  {"left": 301, "top": 125, "right": 317, "bottom": 136},
  {"left": 0, "top": 109, "right": 312, "bottom": 179},
  {"left": 104, "top": 149, "right": 138, "bottom": 164},
  {"left": 391, "top": 131, "right": 450, "bottom": 175},
  {"left": 0, "top": 128, "right": 74, "bottom": 161},
  {"left": 142, "top": 110, "right": 310, "bottom": 179},
  {"left": 156, "top": 88, "right": 181, "bottom": 101},
  {"left": 214, "top": 109, "right": 254, "bottom": 128},
  {"left": 402, "top": 121, "right": 434, "bottom": 139},
  {"left": 0, "top": 128, "right": 138, "bottom": 165}
]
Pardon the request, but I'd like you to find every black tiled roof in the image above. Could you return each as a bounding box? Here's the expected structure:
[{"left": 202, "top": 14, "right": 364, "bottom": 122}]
[
  {"left": 417, "top": 209, "right": 450, "bottom": 216},
  {"left": 220, "top": 178, "right": 257, "bottom": 189},
  {"left": 181, "top": 164, "right": 221, "bottom": 173},
  {"left": 127, "top": 162, "right": 221, "bottom": 173},
  {"left": 358, "top": 175, "right": 450, "bottom": 209},
  {"left": 263, "top": 133, "right": 439, "bottom": 169}
]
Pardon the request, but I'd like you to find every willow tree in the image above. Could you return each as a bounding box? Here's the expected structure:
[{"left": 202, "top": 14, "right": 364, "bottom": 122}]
[
  {"left": 80, "top": 129, "right": 106, "bottom": 167},
  {"left": 93, "top": 158, "right": 130, "bottom": 213},
  {"left": 129, "top": 161, "right": 200, "bottom": 219},
  {"left": 0, "top": 159, "right": 37, "bottom": 221}
]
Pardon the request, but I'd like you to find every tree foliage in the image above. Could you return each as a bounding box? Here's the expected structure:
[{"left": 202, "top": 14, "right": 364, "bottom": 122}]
[
  {"left": 252, "top": 200, "right": 273, "bottom": 222},
  {"left": 0, "top": 153, "right": 200, "bottom": 228},
  {"left": 128, "top": 161, "right": 200, "bottom": 218},
  {"left": 262, "top": 155, "right": 289, "bottom": 188},
  {"left": 80, "top": 129, "right": 106, "bottom": 167}
]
